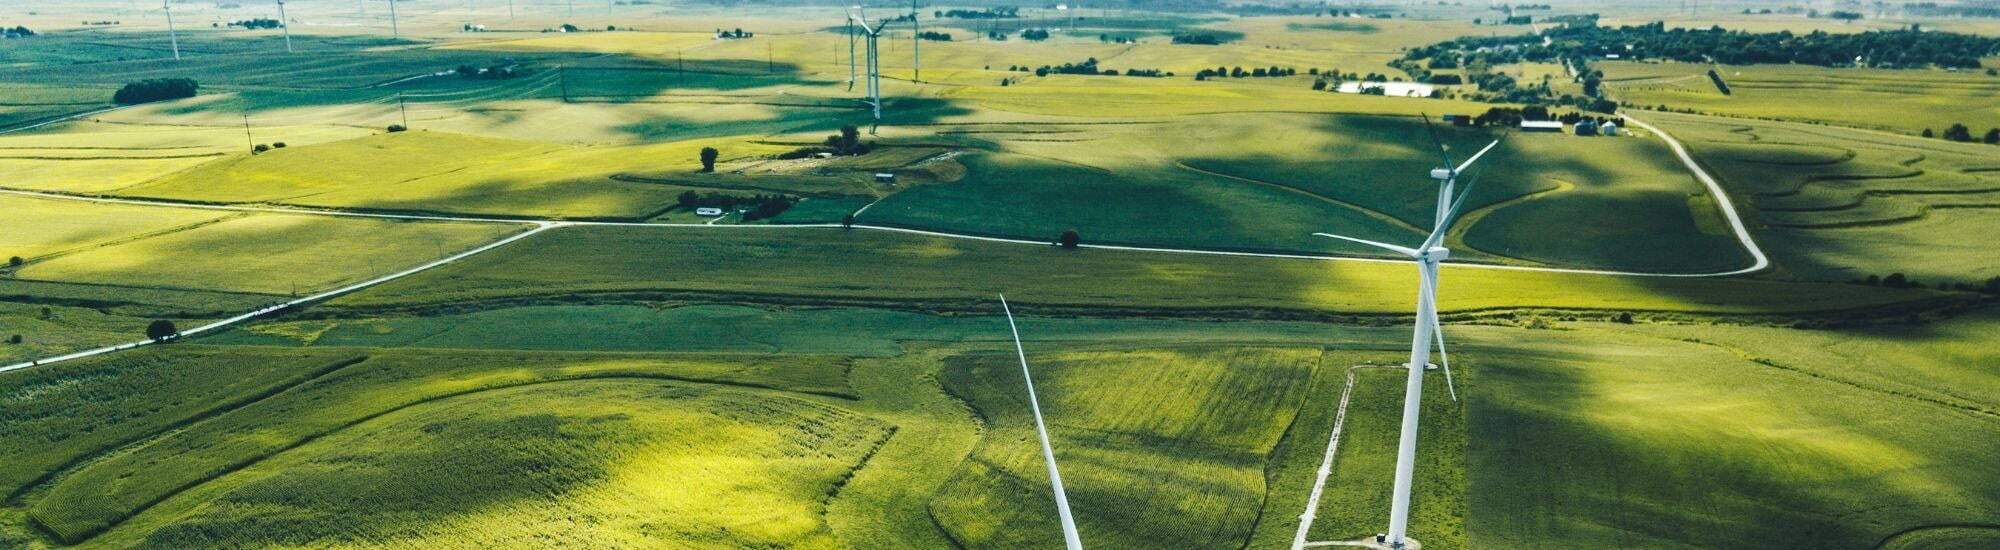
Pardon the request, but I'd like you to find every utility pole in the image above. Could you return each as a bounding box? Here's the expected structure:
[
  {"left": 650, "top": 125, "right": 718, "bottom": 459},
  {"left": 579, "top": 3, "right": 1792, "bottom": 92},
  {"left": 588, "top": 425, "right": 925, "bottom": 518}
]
[
  {"left": 243, "top": 115, "right": 255, "bottom": 151},
  {"left": 164, "top": 0, "right": 181, "bottom": 61},
  {"left": 677, "top": 49, "right": 685, "bottom": 86},
  {"left": 398, "top": 94, "right": 409, "bottom": 127},
  {"left": 277, "top": 0, "right": 293, "bottom": 53},
  {"left": 767, "top": 42, "right": 774, "bottom": 74},
  {"left": 389, "top": 0, "right": 400, "bottom": 39},
  {"left": 559, "top": 66, "right": 569, "bottom": 101}
]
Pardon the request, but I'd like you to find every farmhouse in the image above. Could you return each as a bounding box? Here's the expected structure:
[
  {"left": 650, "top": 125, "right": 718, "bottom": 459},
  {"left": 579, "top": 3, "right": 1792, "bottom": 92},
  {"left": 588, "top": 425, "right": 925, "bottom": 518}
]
[{"left": 1520, "top": 120, "right": 1563, "bottom": 132}]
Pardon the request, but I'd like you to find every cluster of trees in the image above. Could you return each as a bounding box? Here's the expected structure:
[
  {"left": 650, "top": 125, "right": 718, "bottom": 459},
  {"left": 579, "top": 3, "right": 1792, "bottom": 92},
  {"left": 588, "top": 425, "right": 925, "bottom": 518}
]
[
  {"left": 779, "top": 125, "right": 871, "bottom": 158},
  {"left": 699, "top": 147, "right": 719, "bottom": 172},
  {"left": 986, "top": 31, "right": 1009, "bottom": 41},
  {"left": 455, "top": 62, "right": 526, "bottom": 79},
  {"left": 1172, "top": 33, "right": 1226, "bottom": 45},
  {"left": 1904, "top": 2, "right": 2000, "bottom": 18},
  {"left": 1195, "top": 66, "right": 1299, "bottom": 80},
  {"left": 1411, "top": 21, "right": 2000, "bottom": 69},
  {"left": 716, "top": 28, "right": 753, "bottom": 39},
  {"left": 1026, "top": 58, "right": 1171, "bottom": 77},
  {"left": 675, "top": 191, "right": 795, "bottom": 221},
  {"left": 1465, "top": 105, "right": 1612, "bottom": 126},
  {"left": 917, "top": 31, "right": 952, "bottom": 41},
  {"left": 2, "top": 25, "right": 34, "bottom": 38},
  {"left": 220, "top": 18, "right": 282, "bottom": 29},
  {"left": 112, "top": 78, "right": 198, "bottom": 105},
  {"left": 250, "top": 142, "right": 287, "bottom": 154},
  {"left": 936, "top": 7, "right": 1017, "bottom": 19},
  {"left": 1098, "top": 34, "right": 1136, "bottom": 44},
  {"left": 1021, "top": 29, "right": 1050, "bottom": 41},
  {"left": 1922, "top": 124, "right": 2000, "bottom": 144}
]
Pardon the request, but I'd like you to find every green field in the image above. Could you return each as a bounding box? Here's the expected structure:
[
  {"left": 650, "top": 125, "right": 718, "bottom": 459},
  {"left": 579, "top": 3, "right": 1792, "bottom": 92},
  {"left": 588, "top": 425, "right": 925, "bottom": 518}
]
[
  {"left": 4, "top": 3, "right": 1998, "bottom": 549},
  {"left": 327, "top": 226, "right": 1939, "bottom": 317},
  {"left": 1652, "top": 113, "right": 2000, "bottom": 285},
  {"left": 1606, "top": 61, "right": 2000, "bottom": 134}
]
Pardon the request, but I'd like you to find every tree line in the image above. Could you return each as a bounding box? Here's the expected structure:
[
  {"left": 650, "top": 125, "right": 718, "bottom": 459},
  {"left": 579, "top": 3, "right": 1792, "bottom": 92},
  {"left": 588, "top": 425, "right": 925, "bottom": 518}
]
[
  {"left": 936, "top": 7, "right": 1017, "bottom": 19},
  {"left": 1017, "top": 58, "right": 1172, "bottom": 78},
  {"left": 113, "top": 78, "right": 198, "bottom": 105},
  {"left": 1410, "top": 21, "right": 2000, "bottom": 69},
  {"left": 675, "top": 191, "right": 795, "bottom": 221}
]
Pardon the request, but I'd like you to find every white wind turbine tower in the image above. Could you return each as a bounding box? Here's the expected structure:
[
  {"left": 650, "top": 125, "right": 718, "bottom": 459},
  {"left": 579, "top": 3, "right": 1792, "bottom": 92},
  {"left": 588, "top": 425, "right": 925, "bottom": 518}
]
[
  {"left": 999, "top": 294, "right": 1085, "bottom": 550},
  {"left": 277, "top": 0, "right": 293, "bottom": 53},
  {"left": 1304, "top": 120, "right": 1500, "bottom": 550},
  {"left": 163, "top": 0, "right": 181, "bottom": 60}
]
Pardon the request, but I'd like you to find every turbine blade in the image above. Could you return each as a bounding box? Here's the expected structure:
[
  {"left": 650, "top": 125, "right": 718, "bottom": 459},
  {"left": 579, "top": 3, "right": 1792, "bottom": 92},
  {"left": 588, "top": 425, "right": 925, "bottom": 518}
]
[
  {"left": 999, "top": 294, "right": 1086, "bottom": 550},
  {"left": 1453, "top": 138, "right": 1503, "bottom": 174},
  {"left": 1420, "top": 113, "right": 1457, "bottom": 173},
  {"left": 1312, "top": 232, "right": 1420, "bottom": 257},
  {"left": 1430, "top": 307, "right": 1459, "bottom": 403}
]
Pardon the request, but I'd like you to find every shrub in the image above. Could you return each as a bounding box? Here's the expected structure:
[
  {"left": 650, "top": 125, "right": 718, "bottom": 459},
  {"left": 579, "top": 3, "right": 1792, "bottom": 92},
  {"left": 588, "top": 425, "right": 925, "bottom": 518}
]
[
  {"left": 272, "top": 142, "right": 286, "bottom": 148},
  {"left": 145, "top": 320, "right": 179, "bottom": 341},
  {"left": 1058, "top": 229, "right": 1080, "bottom": 249},
  {"left": 112, "top": 78, "right": 198, "bottom": 105},
  {"left": 387, "top": 124, "right": 407, "bottom": 132},
  {"left": 6, "top": 335, "right": 19, "bottom": 344},
  {"left": 252, "top": 144, "right": 270, "bottom": 154},
  {"left": 1615, "top": 312, "right": 1634, "bottom": 324},
  {"left": 841, "top": 214, "right": 855, "bottom": 229}
]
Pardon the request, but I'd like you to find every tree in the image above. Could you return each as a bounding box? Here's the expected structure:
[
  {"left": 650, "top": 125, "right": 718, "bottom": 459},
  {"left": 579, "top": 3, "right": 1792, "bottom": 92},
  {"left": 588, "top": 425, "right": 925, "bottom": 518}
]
[
  {"left": 6, "top": 335, "right": 19, "bottom": 344},
  {"left": 1984, "top": 276, "right": 2000, "bottom": 294},
  {"left": 677, "top": 190, "right": 699, "bottom": 208},
  {"left": 112, "top": 78, "right": 199, "bottom": 105},
  {"left": 387, "top": 124, "right": 407, "bottom": 133},
  {"left": 7, "top": 256, "right": 21, "bottom": 267},
  {"left": 841, "top": 213, "right": 856, "bottom": 229},
  {"left": 1615, "top": 312, "right": 1634, "bottom": 324},
  {"left": 1986, "top": 128, "right": 2000, "bottom": 144},
  {"left": 1943, "top": 123, "right": 1974, "bottom": 142},
  {"left": 699, "top": 147, "right": 719, "bottom": 172},
  {"left": 145, "top": 320, "right": 179, "bottom": 342},
  {"left": 1922, "top": 128, "right": 1935, "bottom": 138},
  {"left": 1058, "top": 229, "right": 1080, "bottom": 249},
  {"left": 1883, "top": 272, "right": 1909, "bottom": 288}
]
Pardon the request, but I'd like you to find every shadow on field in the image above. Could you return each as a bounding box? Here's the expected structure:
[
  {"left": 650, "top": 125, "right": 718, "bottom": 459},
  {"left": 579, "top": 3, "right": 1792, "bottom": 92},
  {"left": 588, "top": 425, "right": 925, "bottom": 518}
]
[{"left": 1464, "top": 329, "right": 2000, "bottom": 549}]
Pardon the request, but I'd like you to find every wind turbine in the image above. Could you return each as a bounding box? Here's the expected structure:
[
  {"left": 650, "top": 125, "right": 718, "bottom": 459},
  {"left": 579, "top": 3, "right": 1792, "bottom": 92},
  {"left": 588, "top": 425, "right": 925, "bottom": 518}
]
[
  {"left": 1308, "top": 120, "right": 1500, "bottom": 550},
  {"left": 846, "top": 7, "right": 858, "bottom": 91},
  {"left": 999, "top": 294, "right": 1084, "bottom": 550},
  {"left": 910, "top": 0, "right": 921, "bottom": 82},
  {"left": 163, "top": 0, "right": 181, "bottom": 61},
  {"left": 848, "top": 8, "right": 889, "bottom": 122},
  {"left": 277, "top": 0, "right": 293, "bottom": 53},
  {"left": 389, "top": 0, "right": 400, "bottom": 39}
]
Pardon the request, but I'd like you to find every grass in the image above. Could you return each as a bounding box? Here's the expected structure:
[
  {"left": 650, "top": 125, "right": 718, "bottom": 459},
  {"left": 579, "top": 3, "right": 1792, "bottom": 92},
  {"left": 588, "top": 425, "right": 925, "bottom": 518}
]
[
  {"left": 0, "top": 347, "right": 362, "bottom": 497},
  {"left": 17, "top": 213, "right": 524, "bottom": 294},
  {"left": 1652, "top": 113, "right": 2000, "bottom": 284},
  {"left": 0, "top": 194, "right": 228, "bottom": 263},
  {"left": 329, "top": 225, "right": 1938, "bottom": 317},
  {"left": 1606, "top": 61, "right": 2000, "bottom": 133},
  {"left": 1457, "top": 322, "right": 2000, "bottom": 549},
  {"left": 930, "top": 346, "right": 1320, "bottom": 548},
  {"left": 1301, "top": 366, "right": 1469, "bottom": 548},
  {"left": 103, "top": 379, "right": 890, "bottom": 549},
  {"left": 23, "top": 347, "right": 860, "bottom": 543}
]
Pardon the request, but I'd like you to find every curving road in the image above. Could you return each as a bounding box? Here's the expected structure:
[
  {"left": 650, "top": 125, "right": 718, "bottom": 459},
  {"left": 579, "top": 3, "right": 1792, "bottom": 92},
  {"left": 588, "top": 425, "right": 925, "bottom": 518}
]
[{"left": 0, "top": 117, "right": 1768, "bottom": 373}]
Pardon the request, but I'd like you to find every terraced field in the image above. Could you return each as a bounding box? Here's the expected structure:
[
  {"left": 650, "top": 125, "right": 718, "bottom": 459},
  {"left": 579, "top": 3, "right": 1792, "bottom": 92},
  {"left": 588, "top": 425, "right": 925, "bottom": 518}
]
[
  {"left": 1653, "top": 113, "right": 2000, "bottom": 284},
  {"left": 1604, "top": 61, "right": 2000, "bottom": 134}
]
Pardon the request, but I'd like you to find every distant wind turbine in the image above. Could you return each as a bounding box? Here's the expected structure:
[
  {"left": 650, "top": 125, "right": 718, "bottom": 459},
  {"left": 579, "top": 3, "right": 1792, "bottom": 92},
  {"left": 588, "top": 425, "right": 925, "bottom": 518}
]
[
  {"left": 848, "top": 8, "right": 888, "bottom": 122},
  {"left": 277, "top": 0, "right": 293, "bottom": 53},
  {"left": 999, "top": 294, "right": 1084, "bottom": 550},
  {"left": 389, "top": 0, "right": 400, "bottom": 38},
  {"left": 163, "top": 0, "right": 181, "bottom": 60},
  {"left": 1305, "top": 118, "right": 1501, "bottom": 550}
]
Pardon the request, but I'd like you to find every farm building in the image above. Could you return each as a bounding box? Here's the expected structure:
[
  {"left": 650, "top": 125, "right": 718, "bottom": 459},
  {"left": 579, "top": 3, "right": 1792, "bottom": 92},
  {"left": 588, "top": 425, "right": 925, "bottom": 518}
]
[
  {"left": 695, "top": 207, "right": 725, "bottom": 216},
  {"left": 1575, "top": 120, "right": 1598, "bottom": 136},
  {"left": 1520, "top": 120, "right": 1563, "bottom": 132},
  {"left": 1600, "top": 122, "right": 1620, "bottom": 136},
  {"left": 874, "top": 173, "right": 896, "bottom": 183}
]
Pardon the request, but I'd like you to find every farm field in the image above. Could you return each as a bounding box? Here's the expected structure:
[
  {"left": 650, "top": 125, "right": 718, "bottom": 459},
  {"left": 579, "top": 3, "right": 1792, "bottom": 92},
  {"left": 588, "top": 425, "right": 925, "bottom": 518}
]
[
  {"left": 1603, "top": 61, "right": 2000, "bottom": 134},
  {"left": 4, "top": 2, "right": 1999, "bottom": 549},
  {"left": 1649, "top": 113, "right": 2000, "bottom": 285}
]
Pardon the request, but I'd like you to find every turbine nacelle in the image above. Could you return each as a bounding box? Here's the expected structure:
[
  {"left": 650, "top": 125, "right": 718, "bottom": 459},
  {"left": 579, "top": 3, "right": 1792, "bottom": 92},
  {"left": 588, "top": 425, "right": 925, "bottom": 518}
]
[{"left": 1429, "top": 168, "right": 1453, "bottom": 181}]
